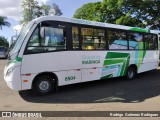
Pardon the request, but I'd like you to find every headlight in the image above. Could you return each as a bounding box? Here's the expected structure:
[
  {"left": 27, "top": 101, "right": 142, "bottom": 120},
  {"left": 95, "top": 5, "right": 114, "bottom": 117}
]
[{"left": 6, "top": 67, "right": 15, "bottom": 77}]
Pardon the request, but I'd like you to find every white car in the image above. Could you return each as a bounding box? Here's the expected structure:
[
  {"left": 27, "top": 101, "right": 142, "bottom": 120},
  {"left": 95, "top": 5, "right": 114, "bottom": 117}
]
[{"left": 0, "top": 46, "right": 8, "bottom": 58}]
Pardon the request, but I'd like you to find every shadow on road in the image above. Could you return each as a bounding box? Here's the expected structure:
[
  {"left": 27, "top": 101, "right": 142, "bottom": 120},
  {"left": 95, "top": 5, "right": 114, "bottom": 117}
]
[{"left": 19, "top": 69, "right": 160, "bottom": 104}]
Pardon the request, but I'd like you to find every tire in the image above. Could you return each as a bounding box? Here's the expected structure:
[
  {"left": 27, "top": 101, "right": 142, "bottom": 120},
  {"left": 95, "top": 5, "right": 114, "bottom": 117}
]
[
  {"left": 32, "top": 75, "right": 55, "bottom": 95},
  {"left": 125, "top": 66, "right": 136, "bottom": 80}
]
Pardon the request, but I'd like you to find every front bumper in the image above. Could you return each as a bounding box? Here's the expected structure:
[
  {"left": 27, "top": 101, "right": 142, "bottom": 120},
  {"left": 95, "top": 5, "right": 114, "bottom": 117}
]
[{"left": 4, "top": 66, "right": 21, "bottom": 91}]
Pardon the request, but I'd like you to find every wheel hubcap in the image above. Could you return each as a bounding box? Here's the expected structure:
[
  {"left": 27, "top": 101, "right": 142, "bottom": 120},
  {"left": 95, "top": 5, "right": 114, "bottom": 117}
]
[
  {"left": 39, "top": 81, "right": 50, "bottom": 92},
  {"left": 128, "top": 70, "right": 134, "bottom": 78}
]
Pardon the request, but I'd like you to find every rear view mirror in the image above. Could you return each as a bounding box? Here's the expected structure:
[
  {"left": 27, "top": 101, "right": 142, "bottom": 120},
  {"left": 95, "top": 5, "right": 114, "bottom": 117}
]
[{"left": 40, "top": 28, "right": 45, "bottom": 39}]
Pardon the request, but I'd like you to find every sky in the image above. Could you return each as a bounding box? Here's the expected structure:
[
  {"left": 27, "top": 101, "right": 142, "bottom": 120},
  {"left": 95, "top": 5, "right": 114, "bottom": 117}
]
[{"left": 0, "top": 0, "right": 102, "bottom": 42}]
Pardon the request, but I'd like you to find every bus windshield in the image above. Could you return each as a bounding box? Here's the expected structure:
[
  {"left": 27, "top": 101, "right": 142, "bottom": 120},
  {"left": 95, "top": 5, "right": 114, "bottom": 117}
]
[{"left": 9, "top": 21, "right": 35, "bottom": 57}]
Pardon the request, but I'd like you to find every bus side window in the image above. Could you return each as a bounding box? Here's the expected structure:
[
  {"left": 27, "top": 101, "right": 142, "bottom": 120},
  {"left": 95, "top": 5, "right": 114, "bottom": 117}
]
[
  {"left": 81, "top": 27, "right": 106, "bottom": 50},
  {"left": 26, "top": 27, "right": 45, "bottom": 54},
  {"left": 144, "top": 34, "right": 158, "bottom": 50},
  {"left": 43, "top": 27, "right": 66, "bottom": 51},
  {"left": 72, "top": 26, "right": 79, "bottom": 49},
  {"left": 128, "top": 32, "right": 143, "bottom": 50},
  {"left": 25, "top": 23, "right": 66, "bottom": 54},
  {"left": 41, "top": 26, "right": 66, "bottom": 51},
  {"left": 108, "top": 30, "right": 127, "bottom": 50}
]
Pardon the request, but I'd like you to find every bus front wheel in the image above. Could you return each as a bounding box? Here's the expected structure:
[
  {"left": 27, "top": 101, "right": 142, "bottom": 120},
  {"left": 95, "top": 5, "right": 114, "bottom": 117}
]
[
  {"left": 126, "top": 66, "right": 136, "bottom": 80},
  {"left": 32, "top": 75, "right": 55, "bottom": 95}
]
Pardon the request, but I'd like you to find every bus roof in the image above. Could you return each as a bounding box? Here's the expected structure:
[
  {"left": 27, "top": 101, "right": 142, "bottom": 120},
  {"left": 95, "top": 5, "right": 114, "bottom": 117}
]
[{"left": 33, "top": 16, "right": 154, "bottom": 34}]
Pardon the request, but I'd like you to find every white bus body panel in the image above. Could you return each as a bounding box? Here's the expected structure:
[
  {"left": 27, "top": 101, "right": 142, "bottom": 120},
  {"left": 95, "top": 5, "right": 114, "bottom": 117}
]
[
  {"left": 21, "top": 51, "right": 159, "bottom": 90},
  {"left": 138, "top": 51, "right": 159, "bottom": 73}
]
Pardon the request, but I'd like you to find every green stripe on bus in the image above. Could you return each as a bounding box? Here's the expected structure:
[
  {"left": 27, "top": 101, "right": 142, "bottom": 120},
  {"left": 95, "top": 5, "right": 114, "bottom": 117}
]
[
  {"left": 105, "top": 52, "right": 130, "bottom": 59},
  {"left": 15, "top": 57, "right": 22, "bottom": 62},
  {"left": 6, "top": 57, "right": 22, "bottom": 67},
  {"left": 101, "top": 74, "right": 113, "bottom": 79},
  {"left": 104, "top": 59, "right": 124, "bottom": 65},
  {"left": 137, "top": 51, "right": 146, "bottom": 68},
  {"left": 130, "top": 27, "right": 150, "bottom": 33},
  {"left": 120, "top": 55, "right": 130, "bottom": 76},
  {"left": 101, "top": 52, "right": 131, "bottom": 79}
]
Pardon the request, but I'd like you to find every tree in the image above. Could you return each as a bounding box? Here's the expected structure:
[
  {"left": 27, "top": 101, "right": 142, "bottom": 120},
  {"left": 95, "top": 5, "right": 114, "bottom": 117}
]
[
  {"left": 115, "top": 0, "right": 160, "bottom": 29},
  {"left": 73, "top": 0, "right": 160, "bottom": 29},
  {"left": 116, "top": 16, "right": 142, "bottom": 27},
  {"left": 48, "top": 3, "right": 62, "bottom": 16},
  {"left": 21, "top": 0, "right": 41, "bottom": 24},
  {"left": 21, "top": 0, "right": 63, "bottom": 24},
  {"left": 100, "top": 0, "right": 123, "bottom": 23},
  {"left": 41, "top": 4, "right": 50, "bottom": 16},
  {"left": 73, "top": 1, "right": 123, "bottom": 23},
  {"left": 0, "top": 16, "right": 11, "bottom": 30},
  {"left": 73, "top": 2, "right": 101, "bottom": 21},
  {"left": 0, "top": 36, "right": 9, "bottom": 48}
]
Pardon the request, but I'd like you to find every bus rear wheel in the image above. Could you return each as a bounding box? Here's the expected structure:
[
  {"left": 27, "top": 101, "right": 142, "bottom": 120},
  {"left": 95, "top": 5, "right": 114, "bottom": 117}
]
[
  {"left": 126, "top": 66, "right": 136, "bottom": 80},
  {"left": 32, "top": 75, "right": 55, "bottom": 95}
]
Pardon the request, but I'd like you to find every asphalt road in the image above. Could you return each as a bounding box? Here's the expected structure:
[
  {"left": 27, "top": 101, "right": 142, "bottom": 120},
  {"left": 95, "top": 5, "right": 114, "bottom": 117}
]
[{"left": 0, "top": 59, "right": 160, "bottom": 120}]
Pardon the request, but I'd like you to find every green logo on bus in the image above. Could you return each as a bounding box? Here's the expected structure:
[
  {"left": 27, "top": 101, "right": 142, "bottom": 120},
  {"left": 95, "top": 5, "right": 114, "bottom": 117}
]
[
  {"left": 82, "top": 60, "right": 100, "bottom": 64},
  {"left": 82, "top": 55, "right": 100, "bottom": 65}
]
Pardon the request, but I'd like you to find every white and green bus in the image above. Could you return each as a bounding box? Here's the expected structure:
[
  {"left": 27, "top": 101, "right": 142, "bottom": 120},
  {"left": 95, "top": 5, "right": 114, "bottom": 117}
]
[{"left": 4, "top": 16, "right": 159, "bottom": 95}]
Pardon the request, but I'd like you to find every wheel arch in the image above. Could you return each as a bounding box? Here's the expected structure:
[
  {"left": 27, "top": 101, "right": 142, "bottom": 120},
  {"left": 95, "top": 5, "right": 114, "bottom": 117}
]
[
  {"left": 125, "top": 64, "right": 138, "bottom": 80},
  {"left": 128, "top": 64, "right": 138, "bottom": 74},
  {"left": 32, "top": 72, "right": 59, "bottom": 91}
]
